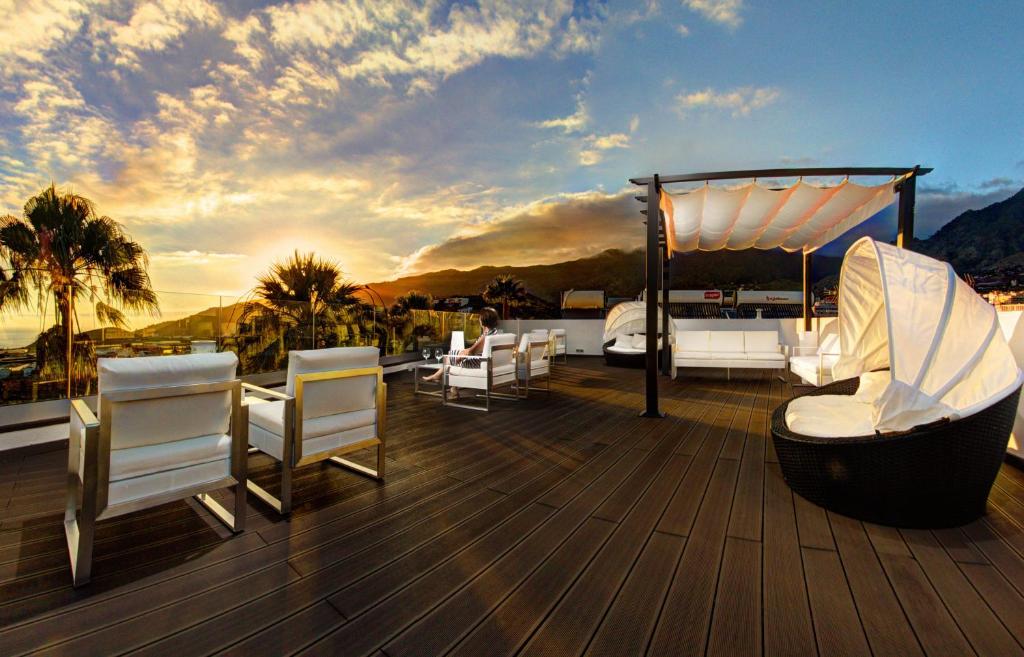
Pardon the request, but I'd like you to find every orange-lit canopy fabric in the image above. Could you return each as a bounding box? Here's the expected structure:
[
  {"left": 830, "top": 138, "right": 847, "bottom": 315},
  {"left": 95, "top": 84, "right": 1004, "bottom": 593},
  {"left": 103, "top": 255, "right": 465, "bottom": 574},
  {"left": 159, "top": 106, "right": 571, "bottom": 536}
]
[{"left": 659, "top": 175, "right": 908, "bottom": 254}]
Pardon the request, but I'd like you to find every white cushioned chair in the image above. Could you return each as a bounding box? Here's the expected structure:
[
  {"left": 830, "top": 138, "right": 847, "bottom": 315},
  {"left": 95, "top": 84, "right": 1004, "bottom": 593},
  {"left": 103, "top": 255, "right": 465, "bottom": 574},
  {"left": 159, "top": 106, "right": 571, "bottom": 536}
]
[
  {"left": 788, "top": 332, "right": 840, "bottom": 386},
  {"left": 549, "top": 328, "right": 567, "bottom": 364},
  {"left": 516, "top": 333, "right": 551, "bottom": 398},
  {"left": 244, "top": 347, "right": 386, "bottom": 514},
  {"left": 672, "top": 330, "right": 786, "bottom": 379},
  {"left": 443, "top": 333, "right": 518, "bottom": 411},
  {"left": 66, "top": 352, "right": 247, "bottom": 587}
]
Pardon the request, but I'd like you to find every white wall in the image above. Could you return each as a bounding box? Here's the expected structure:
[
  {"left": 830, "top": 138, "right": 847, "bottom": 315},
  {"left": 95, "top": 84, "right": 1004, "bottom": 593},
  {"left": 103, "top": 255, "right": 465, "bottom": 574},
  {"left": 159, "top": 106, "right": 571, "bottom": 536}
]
[
  {"left": 998, "top": 310, "right": 1024, "bottom": 458},
  {"left": 499, "top": 319, "right": 606, "bottom": 355}
]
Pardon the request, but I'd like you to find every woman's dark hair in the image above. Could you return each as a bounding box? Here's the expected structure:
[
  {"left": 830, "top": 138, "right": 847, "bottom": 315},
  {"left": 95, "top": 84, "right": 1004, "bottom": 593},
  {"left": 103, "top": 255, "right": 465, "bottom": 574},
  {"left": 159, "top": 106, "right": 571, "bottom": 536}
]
[{"left": 479, "top": 307, "right": 499, "bottom": 329}]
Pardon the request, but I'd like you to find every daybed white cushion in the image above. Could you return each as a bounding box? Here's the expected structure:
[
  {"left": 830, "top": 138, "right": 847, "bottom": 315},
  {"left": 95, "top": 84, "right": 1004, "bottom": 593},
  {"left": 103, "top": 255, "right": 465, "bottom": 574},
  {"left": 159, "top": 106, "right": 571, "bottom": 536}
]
[
  {"left": 785, "top": 395, "right": 875, "bottom": 438},
  {"left": 614, "top": 335, "right": 632, "bottom": 348},
  {"left": 631, "top": 334, "right": 647, "bottom": 349},
  {"left": 854, "top": 371, "right": 890, "bottom": 403}
]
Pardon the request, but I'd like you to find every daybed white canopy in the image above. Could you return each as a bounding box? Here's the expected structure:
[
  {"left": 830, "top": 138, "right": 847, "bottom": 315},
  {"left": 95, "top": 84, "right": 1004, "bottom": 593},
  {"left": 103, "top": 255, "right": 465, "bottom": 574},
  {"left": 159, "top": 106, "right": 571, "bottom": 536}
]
[
  {"left": 603, "top": 301, "right": 671, "bottom": 343},
  {"left": 659, "top": 175, "right": 908, "bottom": 254},
  {"left": 800, "top": 237, "right": 1023, "bottom": 434}
]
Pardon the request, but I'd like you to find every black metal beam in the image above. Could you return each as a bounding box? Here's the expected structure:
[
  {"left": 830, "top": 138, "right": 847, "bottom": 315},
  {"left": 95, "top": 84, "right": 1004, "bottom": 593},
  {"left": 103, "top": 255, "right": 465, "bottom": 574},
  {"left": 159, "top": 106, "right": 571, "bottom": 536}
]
[
  {"left": 897, "top": 165, "right": 919, "bottom": 248},
  {"left": 630, "top": 166, "right": 932, "bottom": 186},
  {"left": 642, "top": 176, "right": 664, "bottom": 418},
  {"left": 802, "top": 252, "right": 813, "bottom": 332},
  {"left": 661, "top": 246, "right": 671, "bottom": 376}
]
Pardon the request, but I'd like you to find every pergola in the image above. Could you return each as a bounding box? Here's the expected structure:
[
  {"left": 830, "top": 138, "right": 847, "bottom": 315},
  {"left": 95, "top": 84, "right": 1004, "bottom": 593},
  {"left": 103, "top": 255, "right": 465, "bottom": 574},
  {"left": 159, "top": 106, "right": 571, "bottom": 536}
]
[{"left": 629, "top": 165, "right": 932, "bottom": 417}]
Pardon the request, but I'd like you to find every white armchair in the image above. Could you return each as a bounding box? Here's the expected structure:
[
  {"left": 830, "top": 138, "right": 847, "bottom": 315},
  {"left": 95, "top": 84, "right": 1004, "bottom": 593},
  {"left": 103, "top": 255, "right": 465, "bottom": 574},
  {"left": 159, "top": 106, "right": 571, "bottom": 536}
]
[
  {"left": 788, "top": 332, "right": 840, "bottom": 386},
  {"left": 549, "top": 328, "right": 567, "bottom": 364},
  {"left": 450, "top": 330, "right": 466, "bottom": 352},
  {"left": 443, "top": 333, "right": 518, "bottom": 411},
  {"left": 516, "top": 334, "right": 552, "bottom": 397},
  {"left": 244, "top": 347, "right": 386, "bottom": 515},
  {"left": 66, "top": 353, "right": 246, "bottom": 587}
]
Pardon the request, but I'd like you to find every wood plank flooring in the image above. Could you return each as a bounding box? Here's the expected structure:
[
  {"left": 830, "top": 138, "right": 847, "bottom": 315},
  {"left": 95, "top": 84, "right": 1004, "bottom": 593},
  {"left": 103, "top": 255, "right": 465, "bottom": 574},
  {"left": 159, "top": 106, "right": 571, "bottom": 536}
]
[{"left": 1, "top": 359, "right": 1024, "bottom": 656}]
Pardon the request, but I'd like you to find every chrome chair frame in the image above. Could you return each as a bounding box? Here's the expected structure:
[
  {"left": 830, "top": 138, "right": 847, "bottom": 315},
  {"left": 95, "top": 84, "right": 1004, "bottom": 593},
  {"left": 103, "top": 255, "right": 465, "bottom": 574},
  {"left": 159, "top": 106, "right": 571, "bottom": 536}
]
[
  {"left": 65, "top": 380, "right": 247, "bottom": 587},
  {"left": 243, "top": 366, "right": 386, "bottom": 515},
  {"left": 441, "top": 343, "right": 518, "bottom": 412},
  {"left": 550, "top": 331, "right": 568, "bottom": 364},
  {"left": 515, "top": 337, "right": 552, "bottom": 398}
]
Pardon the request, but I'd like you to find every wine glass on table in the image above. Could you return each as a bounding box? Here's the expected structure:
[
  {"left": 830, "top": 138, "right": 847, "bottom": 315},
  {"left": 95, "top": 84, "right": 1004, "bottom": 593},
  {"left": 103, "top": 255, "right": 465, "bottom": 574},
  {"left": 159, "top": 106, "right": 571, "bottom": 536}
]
[
  {"left": 421, "top": 346, "right": 431, "bottom": 364},
  {"left": 434, "top": 346, "right": 445, "bottom": 365}
]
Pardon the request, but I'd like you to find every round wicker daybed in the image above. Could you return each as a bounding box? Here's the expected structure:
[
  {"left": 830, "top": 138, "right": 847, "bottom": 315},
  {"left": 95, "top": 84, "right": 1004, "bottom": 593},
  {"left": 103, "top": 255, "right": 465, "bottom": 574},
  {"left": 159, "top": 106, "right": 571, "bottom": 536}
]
[
  {"left": 772, "top": 237, "right": 1024, "bottom": 528},
  {"left": 602, "top": 301, "right": 671, "bottom": 368},
  {"left": 772, "top": 378, "right": 1020, "bottom": 528}
]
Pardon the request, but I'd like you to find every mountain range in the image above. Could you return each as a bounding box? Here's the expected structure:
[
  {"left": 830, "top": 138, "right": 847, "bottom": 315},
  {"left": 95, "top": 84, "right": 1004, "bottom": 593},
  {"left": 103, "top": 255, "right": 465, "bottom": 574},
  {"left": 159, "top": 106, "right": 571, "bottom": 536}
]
[{"left": 369, "top": 186, "right": 1024, "bottom": 303}]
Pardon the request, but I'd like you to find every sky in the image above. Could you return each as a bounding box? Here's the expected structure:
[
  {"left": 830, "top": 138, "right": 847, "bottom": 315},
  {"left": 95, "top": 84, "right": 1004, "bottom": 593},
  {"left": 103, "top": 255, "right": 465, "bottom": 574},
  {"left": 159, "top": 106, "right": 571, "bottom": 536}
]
[{"left": 1, "top": 0, "right": 1023, "bottom": 301}]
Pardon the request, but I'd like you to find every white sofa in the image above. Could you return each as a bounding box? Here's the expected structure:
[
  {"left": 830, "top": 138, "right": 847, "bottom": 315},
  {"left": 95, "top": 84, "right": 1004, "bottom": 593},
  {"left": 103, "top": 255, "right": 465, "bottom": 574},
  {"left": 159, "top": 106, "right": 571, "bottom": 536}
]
[
  {"left": 672, "top": 330, "right": 786, "bottom": 379},
  {"left": 788, "top": 332, "right": 840, "bottom": 386}
]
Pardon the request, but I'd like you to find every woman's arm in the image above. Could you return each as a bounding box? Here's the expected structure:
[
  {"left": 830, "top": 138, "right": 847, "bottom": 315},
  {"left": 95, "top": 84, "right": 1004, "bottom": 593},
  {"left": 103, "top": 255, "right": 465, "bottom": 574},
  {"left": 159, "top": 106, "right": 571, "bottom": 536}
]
[{"left": 462, "top": 334, "right": 486, "bottom": 355}]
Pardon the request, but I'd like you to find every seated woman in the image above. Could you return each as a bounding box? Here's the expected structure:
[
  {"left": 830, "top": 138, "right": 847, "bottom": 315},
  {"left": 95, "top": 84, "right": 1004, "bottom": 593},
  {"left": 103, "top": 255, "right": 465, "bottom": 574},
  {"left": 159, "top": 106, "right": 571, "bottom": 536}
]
[{"left": 422, "top": 307, "right": 500, "bottom": 383}]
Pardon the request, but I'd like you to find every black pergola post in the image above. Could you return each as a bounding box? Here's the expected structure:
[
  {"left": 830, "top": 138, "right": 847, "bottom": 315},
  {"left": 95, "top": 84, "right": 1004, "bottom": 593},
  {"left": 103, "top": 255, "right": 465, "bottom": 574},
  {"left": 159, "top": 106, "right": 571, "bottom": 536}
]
[
  {"left": 661, "top": 245, "right": 671, "bottom": 376},
  {"left": 642, "top": 176, "right": 664, "bottom": 417},
  {"left": 802, "top": 252, "right": 813, "bottom": 332},
  {"left": 897, "top": 165, "right": 919, "bottom": 248}
]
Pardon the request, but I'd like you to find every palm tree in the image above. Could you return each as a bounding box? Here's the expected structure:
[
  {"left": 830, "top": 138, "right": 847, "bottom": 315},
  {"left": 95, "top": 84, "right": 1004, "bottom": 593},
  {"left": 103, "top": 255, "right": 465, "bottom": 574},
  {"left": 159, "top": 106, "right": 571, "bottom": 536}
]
[
  {"left": 390, "top": 290, "right": 433, "bottom": 315},
  {"left": 483, "top": 274, "right": 527, "bottom": 319},
  {"left": 0, "top": 184, "right": 158, "bottom": 398},
  {"left": 238, "top": 251, "right": 363, "bottom": 369}
]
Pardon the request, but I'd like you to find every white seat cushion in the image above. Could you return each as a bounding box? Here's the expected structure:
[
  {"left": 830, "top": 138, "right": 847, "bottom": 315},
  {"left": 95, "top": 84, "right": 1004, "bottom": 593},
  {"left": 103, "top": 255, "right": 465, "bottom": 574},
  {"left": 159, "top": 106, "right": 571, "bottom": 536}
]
[
  {"left": 109, "top": 433, "right": 231, "bottom": 481},
  {"left": 708, "top": 331, "right": 745, "bottom": 353},
  {"left": 676, "top": 350, "right": 713, "bottom": 359},
  {"left": 677, "top": 330, "right": 709, "bottom": 352},
  {"left": 249, "top": 399, "right": 376, "bottom": 439},
  {"left": 744, "top": 351, "right": 785, "bottom": 361},
  {"left": 607, "top": 345, "right": 645, "bottom": 354},
  {"left": 518, "top": 361, "right": 549, "bottom": 377},
  {"left": 108, "top": 460, "right": 230, "bottom": 507},
  {"left": 744, "top": 331, "right": 780, "bottom": 353},
  {"left": 613, "top": 335, "right": 632, "bottom": 349},
  {"left": 785, "top": 395, "right": 875, "bottom": 438},
  {"left": 711, "top": 352, "right": 748, "bottom": 360},
  {"left": 448, "top": 362, "right": 516, "bottom": 378}
]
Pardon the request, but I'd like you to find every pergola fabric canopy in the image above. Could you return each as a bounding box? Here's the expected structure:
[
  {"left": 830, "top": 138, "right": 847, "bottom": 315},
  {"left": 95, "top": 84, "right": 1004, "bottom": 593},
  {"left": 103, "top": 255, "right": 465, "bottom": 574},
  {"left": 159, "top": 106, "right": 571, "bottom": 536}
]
[
  {"left": 603, "top": 301, "right": 671, "bottom": 343},
  {"left": 833, "top": 237, "right": 1023, "bottom": 433},
  {"left": 659, "top": 175, "right": 908, "bottom": 254}
]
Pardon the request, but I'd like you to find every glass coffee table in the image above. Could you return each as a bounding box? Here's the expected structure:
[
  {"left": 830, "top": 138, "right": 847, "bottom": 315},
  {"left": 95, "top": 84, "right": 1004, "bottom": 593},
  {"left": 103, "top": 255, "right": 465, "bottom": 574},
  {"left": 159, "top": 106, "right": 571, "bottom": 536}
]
[{"left": 413, "top": 362, "right": 444, "bottom": 397}]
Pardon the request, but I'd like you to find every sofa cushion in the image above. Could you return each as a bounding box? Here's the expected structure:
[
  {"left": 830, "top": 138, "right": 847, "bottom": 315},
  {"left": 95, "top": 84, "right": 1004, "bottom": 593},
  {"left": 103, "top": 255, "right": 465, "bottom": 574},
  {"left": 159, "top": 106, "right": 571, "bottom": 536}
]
[
  {"left": 708, "top": 331, "right": 745, "bottom": 353},
  {"left": 677, "top": 330, "right": 709, "bottom": 352},
  {"left": 785, "top": 394, "right": 875, "bottom": 438},
  {"left": 745, "top": 351, "right": 785, "bottom": 361},
  {"left": 744, "top": 331, "right": 779, "bottom": 353},
  {"left": 676, "top": 350, "right": 713, "bottom": 359}
]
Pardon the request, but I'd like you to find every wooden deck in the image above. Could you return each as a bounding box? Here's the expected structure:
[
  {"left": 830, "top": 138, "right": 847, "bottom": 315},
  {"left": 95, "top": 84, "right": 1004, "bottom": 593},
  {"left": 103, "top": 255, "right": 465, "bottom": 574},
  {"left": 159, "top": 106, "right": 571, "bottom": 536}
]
[{"left": 2, "top": 358, "right": 1024, "bottom": 656}]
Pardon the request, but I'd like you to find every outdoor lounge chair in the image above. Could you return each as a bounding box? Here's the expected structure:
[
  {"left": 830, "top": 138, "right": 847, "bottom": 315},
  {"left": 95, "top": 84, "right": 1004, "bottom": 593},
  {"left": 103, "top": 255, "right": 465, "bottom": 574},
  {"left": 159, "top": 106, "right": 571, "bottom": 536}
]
[
  {"left": 516, "top": 333, "right": 551, "bottom": 397},
  {"left": 442, "top": 333, "right": 517, "bottom": 411},
  {"left": 244, "top": 347, "right": 386, "bottom": 514},
  {"left": 550, "top": 328, "right": 568, "bottom": 363},
  {"left": 66, "top": 352, "right": 247, "bottom": 586},
  {"left": 772, "top": 238, "right": 1023, "bottom": 527},
  {"left": 788, "top": 331, "right": 840, "bottom": 386}
]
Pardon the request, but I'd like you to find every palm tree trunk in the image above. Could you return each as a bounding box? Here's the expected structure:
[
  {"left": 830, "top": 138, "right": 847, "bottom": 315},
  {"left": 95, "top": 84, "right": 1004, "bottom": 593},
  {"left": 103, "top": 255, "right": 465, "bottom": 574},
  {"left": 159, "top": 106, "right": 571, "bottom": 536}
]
[{"left": 64, "top": 286, "right": 73, "bottom": 399}]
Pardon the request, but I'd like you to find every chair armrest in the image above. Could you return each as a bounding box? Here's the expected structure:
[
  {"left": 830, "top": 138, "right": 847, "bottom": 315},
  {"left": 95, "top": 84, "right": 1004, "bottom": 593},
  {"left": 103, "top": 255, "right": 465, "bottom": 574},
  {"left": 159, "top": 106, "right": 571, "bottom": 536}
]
[
  {"left": 241, "top": 382, "right": 293, "bottom": 402},
  {"left": 70, "top": 399, "right": 99, "bottom": 430}
]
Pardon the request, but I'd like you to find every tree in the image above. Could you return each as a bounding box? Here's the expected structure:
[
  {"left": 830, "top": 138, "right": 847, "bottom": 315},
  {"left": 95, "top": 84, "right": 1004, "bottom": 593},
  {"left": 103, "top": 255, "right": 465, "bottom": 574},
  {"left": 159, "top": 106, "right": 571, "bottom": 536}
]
[
  {"left": 238, "top": 251, "right": 363, "bottom": 369},
  {"left": 482, "top": 274, "right": 527, "bottom": 319},
  {"left": 390, "top": 290, "right": 433, "bottom": 315},
  {"left": 0, "top": 184, "right": 158, "bottom": 397}
]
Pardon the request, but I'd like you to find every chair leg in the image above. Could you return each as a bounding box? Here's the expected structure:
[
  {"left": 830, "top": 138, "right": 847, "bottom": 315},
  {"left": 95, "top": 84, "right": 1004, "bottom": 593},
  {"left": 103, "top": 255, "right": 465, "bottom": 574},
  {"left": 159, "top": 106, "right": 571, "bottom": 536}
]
[{"left": 64, "top": 483, "right": 95, "bottom": 588}]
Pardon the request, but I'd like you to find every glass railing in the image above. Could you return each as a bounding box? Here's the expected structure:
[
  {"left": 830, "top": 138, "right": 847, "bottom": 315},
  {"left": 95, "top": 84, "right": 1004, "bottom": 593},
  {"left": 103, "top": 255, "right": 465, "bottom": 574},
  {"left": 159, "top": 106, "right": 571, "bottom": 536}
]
[{"left": 0, "top": 291, "right": 479, "bottom": 407}]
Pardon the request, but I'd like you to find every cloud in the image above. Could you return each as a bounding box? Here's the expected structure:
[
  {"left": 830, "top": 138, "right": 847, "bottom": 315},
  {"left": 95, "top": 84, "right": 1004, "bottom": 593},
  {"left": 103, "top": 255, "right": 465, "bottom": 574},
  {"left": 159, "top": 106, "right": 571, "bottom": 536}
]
[
  {"left": 629, "top": 115, "right": 640, "bottom": 132},
  {"left": 397, "top": 189, "right": 642, "bottom": 275},
  {"left": 682, "top": 0, "right": 743, "bottom": 28},
  {"left": 675, "top": 23, "right": 691, "bottom": 37},
  {"left": 779, "top": 155, "right": 818, "bottom": 166},
  {"left": 579, "top": 132, "right": 631, "bottom": 166},
  {"left": 676, "top": 86, "right": 780, "bottom": 116},
  {"left": 0, "top": 0, "right": 89, "bottom": 73},
  {"left": 104, "top": 0, "right": 223, "bottom": 68},
  {"left": 535, "top": 95, "right": 590, "bottom": 134},
  {"left": 979, "top": 176, "right": 1016, "bottom": 189},
  {"left": 151, "top": 250, "right": 247, "bottom": 266}
]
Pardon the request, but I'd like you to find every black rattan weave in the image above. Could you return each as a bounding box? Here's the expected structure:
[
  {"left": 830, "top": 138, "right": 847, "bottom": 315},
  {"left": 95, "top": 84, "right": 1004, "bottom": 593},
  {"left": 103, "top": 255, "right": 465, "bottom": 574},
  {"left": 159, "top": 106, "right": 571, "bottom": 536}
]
[{"left": 771, "top": 378, "right": 1021, "bottom": 528}]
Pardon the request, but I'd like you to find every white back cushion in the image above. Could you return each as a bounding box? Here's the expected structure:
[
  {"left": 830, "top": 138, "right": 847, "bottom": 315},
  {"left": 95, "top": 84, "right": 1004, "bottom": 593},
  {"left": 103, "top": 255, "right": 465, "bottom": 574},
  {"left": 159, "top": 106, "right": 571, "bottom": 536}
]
[
  {"left": 631, "top": 334, "right": 648, "bottom": 349},
  {"left": 744, "top": 331, "right": 779, "bottom": 353},
  {"left": 484, "top": 334, "right": 517, "bottom": 368},
  {"left": 709, "top": 331, "right": 745, "bottom": 353},
  {"left": 677, "top": 330, "right": 709, "bottom": 351},
  {"left": 614, "top": 335, "right": 632, "bottom": 348},
  {"left": 287, "top": 347, "right": 379, "bottom": 419},
  {"left": 450, "top": 331, "right": 465, "bottom": 351},
  {"left": 819, "top": 333, "right": 840, "bottom": 355},
  {"left": 99, "top": 352, "right": 237, "bottom": 450}
]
